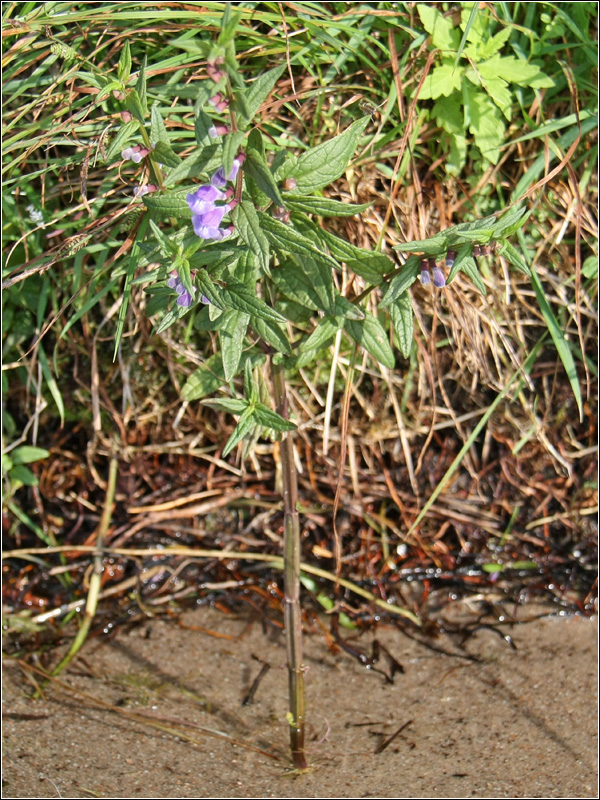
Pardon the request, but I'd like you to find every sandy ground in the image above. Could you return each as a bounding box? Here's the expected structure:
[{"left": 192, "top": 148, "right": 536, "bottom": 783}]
[{"left": 2, "top": 605, "right": 597, "bottom": 799}]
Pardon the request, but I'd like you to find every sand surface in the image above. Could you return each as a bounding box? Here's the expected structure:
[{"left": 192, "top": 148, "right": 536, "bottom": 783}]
[{"left": 2, "top": 606, "right": 597, "bottom": 798}]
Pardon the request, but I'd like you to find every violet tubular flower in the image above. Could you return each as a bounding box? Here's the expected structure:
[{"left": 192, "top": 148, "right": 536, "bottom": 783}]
[
  {"left": 191, "top": 201, "right": 238, "bottom": 241},
  {"left": 420, "top": 259, "right": 431, "bottom": 286},
  {"left": 211, "top": 154, "right": 245, "bottom": 188},
  {"left": 168, "top": 271, "right": 195, "bottom": 308},
  {"left": 186, "top": 184, "right": 230, "bottom": 215}
]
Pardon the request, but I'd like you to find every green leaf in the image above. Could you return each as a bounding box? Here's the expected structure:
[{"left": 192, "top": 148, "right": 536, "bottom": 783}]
[
  {"left": 104, "top": 120, "right": 140, "bottom": 163},
  {"left": 492, "top": 207, "right": 530, "bottom": 238},
  {"left": 222, "top": 131, "right": 246, "bottom": 181},
  {"left": 394, "top": 231, "right": 450, "bottom": 256},
  {"left": 150, "top": 102, "right": 169, "bottom": 146},
  {"left": 271, "top": 258, "right": 335, "bottom": 314},
  {"left": 151, "top": 140, "right": 181, "bottom": 169},
  {"left": 286, "top": 117, "right": 369, "bottom": 194},
  {"left": 500, "top": 240, "right": 532, "bottom": 276},
  {"left": 222, "top": 407, "right": 257, "bottom": 457},
  {"left": 218, "top": 6, "right": 244, "bottom": 46},
  {"left": 389, "top": 294, "right": 414, "bottom": 359},
  {"left": 118, "top": 41, "right": 132, "bottom": 83},
  {"left": 163, "top": 146, "right": 220, "bottom": 187},
  {"left": 251, "top": 316, "right": 292, "bottom": 355},
  {"left": 334, "top": 295, "right": 365, "bottom": 321},
  {"left": 181, "top": 353, "right": 227, "bottom": 400},
  {"left": 115, "top": 214, "right": 150, "bottom": 356},
  {"left": 307, "top": 223, "right": 394, "bottom": 283},
  {"left": 418, "top": 63, "right": 464, "bottom": 100},
  {"left": 195, "top": 270, "right": 226, "bottom": 309},
  {"left": 136, "top": 56, "right": 148, "bottom": 115},
  {"left": 232, "top": 201, "right": 270, "bottom": 275},
  {"left": 417, "top": 3, "right": 460, "bottom": 50},
  {"left": 531, "top": 269, "right": 583, "bottom": 420},
  {"left": 38, "top": 345, "right": 65, "bottom": 425},
  {"left": 201, "top": 397, "right": 249, "bottom": 414},
  {"left": 252, "top": 403, "right": 296, "bottom": 432},
  {"left": 379, "top": 256, "right": 421, "bottom": 307},
  {"left": 11, "top": 446, "right": 51, "bottom": 465},
  {"left": 143, "top": 190, "right": 193, "bottom": 218},
  {"left": 219, "top": 309, "right": 249, "bottom": 382},
  {"left": 124, "top": 88, "right": 146, "bottom": 124},
  {"left": 465, "top": 86, "right": 504, "bottom": 164},
  {"left": 480, "top": 55, "right": 554, "bottom": 89},
  {"left": 241, "top": 65, "right": 286, "bottom": 121},
  {"left": 296, "top": 316, "right": 342, "bottom": 368},
  {"left": 283, "top": 194, "right": 372, "bottom": 217},
  {"left": 195, "top": 108, "right": 217, "bottom": 147},
  {"left": 221, "top": 280, "right": 286, "bottom": 323},
  {"left": 8, "top": 464, "right": 38, "bottom": 486},
  {"left": 259, "top": 213, "right": 340, "bottom": 272},
  {"left": 244, "top": 150, "right": 285, "bottom": 207},
  {"left": 345, "top": 312, "right": 395, "bottom": 369},
  {"left": 460, "top": 256, "right": 487, "bottom": 295},
  {"left": 149, "top": 219, "right": 178, "bottom": 257}
]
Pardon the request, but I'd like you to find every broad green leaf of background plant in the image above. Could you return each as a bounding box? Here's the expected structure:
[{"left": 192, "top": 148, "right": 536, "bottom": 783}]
[{"left": 417, "top": 4, "right": 460, "bottom": 51}]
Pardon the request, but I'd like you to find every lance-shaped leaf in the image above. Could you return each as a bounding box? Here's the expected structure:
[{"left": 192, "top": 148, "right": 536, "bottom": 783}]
[
  {"left": 151, "top": 140, "right": 181, "bottom": 169},
  {"left": 283, "top": 194, "right": 372, "bottom": 217},
  {"left": 310, "top": 224, "right": 394, "bottom": 284},
  {"left": 492, "top": 206, "right": 530, "bottom": 237},
  {"left": 258, "top": 213, "right": 340, "bottom": 272},
  {"left": 221, "top": 279, "right": 286, "bottom": 323},
  {"left": 163, "top": 146, "right": 219, "bottom": 187},
  {"left": 195, "top": 270, "right": 226, "bottom": 309},
  {"left": 345, "top": 312, "right": 395, "bottom": 369},
  {"left": 240, "top": 65, "right": 286, "bottom": 121},
  {"left": 124, "top": 89, "right": 146, "bottom": 124},
  {"left": 380, "top": 256, "right": 421, "bottom": 307},
  {"left": 389, "top": 293, "right": 414, "bottom": 359},
  {"left": 251, "top": 316, "right": 292, "bottom": 355},
  {"left": 499, "top": 240, "right": 531, "bottom": 276},
  {"left": 232, "top": 201, "right": 270, "bottom": 275},
  {"left": 296, "top": 315, "right": 342, "bottom": 368},
  {"left": 201, "top": 397, "right": 249, "bottom": 414},
  {"left": 222, "top": 131, "right": 246, "bottom": 181},
  {"left": 136, "top": 56, "right": 148, "bottom": 115},
  {"left": 244, "top": 150, "right": 285, "bottom": 207},
  {"left": 151, "top": 102, "right": 169, "bottom": 146},
  {"left": 459, "top": 256, "right": 487, "bottom": 295},
  {"left": 181, "top": 353, "right": 228, "bottom": 400},
  {"left": 118, "top": 41, "right": 132, "bottom": 83},
  {"left": 105, "top": 120, "right": 140, "bottom": 163},
  {"left": 334, "top": 294, "right": 365, "bottom": 321},
  {"left": 143, "top": 190, "right": 195, "bottom": 218},
  {"left": 221, "top": 406, "right": 257, "bottom": 457},
  {"left": 252, "top": 403, "right": 297, "bottom": 432},
  {"left": 271, "top": 258, "right": 335, "bottom": 314},
  {"left": 285, "top": 117, "right": 369, "bottom": 193},
  {"left": 194, "top": 108, "right": 216, "bottom": 146},
  {"left": 219, "top": 309, "right": 250, "bottom": 382}
]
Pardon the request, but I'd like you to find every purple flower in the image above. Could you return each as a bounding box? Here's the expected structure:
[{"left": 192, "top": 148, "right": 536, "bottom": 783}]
[
  {"left": 186, "top": 184, "right": 230, "bottom": 215},
  {"left": 445, "top": 249, "right": 455, "bottom": 268},
  {"left": 168, "top": 271, "right": 195, "bottom": 307},
  {"left": 121, "top": 145, "right": 149, "bottom": 164},
  {"left": 191, "top": 201, "right": 237, "bottom": 240},
  {"left": 210, "top": 154, "right": 245, "bottom": 188},
  {"left": 432, "top": 267, "right": 446, "bottom": 288},
  {"left": 420, "top": 258, "right": 445, "bottom": 288}
]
